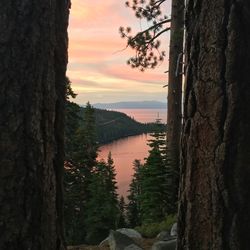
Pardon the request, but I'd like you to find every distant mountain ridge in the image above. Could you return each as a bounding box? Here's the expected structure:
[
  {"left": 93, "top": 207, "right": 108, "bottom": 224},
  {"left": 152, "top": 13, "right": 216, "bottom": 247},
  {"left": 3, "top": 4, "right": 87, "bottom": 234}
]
[{"left": 93, "top": 101, "right": 167, "bottom": 109}]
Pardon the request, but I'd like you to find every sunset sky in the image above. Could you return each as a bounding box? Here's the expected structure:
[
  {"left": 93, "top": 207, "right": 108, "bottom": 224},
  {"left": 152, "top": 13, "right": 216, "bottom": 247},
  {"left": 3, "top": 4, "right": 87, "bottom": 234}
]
[{"left": 67, "top": 0, "right": 171, "bottom": 104}]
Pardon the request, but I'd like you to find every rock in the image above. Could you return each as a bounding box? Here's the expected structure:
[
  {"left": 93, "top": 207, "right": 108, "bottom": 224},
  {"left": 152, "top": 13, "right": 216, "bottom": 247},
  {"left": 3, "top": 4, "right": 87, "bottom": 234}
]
[
  {"left": 156, "top": 231, "right": 171, "bottom": 241},
  {"left": 116, "top": 228, "right": 142, "bottom": 239},
  {"left": 99, "top": 237, "right": 109, "bottom": 247},
  {"left": 170, "top": 223, "right": 177, "bottom": 237},
  {"left": 151, "top": 239, "right": 177, "bottom": 250},
  {"left": 124, "top": 244, "right": 143, "bottom": 250},
  {"left": 109, "top": 230, "right": 142, "bottom": 250}
]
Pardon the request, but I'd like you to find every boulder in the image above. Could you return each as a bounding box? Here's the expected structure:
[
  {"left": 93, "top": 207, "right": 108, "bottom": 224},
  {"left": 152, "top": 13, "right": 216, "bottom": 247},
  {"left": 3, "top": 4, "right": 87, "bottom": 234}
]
[
  {"left": 170, "top": 223, "right": 177, "bottom": 237},
  {"left": 151, "top": 239, "right": 177, "bottom": 250},
  {"left": 116, "top": 228, "right": 142, "bottom": 239},
  {"left": 109, "top": 230, "right": 142, "bottom": 250},
  {"left": 156, "top": 231, "right": 171, "bottom": 241}
]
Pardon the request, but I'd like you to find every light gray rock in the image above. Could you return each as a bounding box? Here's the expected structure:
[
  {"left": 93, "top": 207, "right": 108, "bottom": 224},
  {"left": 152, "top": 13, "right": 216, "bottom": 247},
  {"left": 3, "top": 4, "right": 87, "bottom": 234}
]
[
  {"left": 156, "top": 231, "right": 171, "bottom": 241},
  {"left": 151, "top": 239, "right": 177, "bottom": 250},
  {"left": 124, "top": 244, "right": 143, "bottom": 250},
  {"left": 170, "top": 223, "right": 177, "bottom": 237},
  {"left": 109, "top": 230, "right": 141, "bottom": 250},
  {"left": 117, "top": 228, "right": 142, "bottom": 239}
]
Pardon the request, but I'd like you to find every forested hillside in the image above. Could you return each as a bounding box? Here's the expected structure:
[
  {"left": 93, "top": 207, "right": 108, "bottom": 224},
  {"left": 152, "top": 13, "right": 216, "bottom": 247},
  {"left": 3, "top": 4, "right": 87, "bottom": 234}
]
[
  {"left": 88, "top": 108, "right": 164, "bottom": 144},
  {"left": 67, "top": 101, "right": 165, "bottom": 145}
]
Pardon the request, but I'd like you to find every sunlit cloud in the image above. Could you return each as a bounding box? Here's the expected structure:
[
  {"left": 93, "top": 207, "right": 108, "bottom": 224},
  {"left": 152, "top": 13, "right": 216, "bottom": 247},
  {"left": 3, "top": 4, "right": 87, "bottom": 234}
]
[
  {"left": 67, "top": 0, "right": 170, "bottom": 104},
  {"left": 100, "top": 65, "right": 167, "bottom": 85},
  {"left": 68, "top": 38, "right": 124, "bottom": 64}
]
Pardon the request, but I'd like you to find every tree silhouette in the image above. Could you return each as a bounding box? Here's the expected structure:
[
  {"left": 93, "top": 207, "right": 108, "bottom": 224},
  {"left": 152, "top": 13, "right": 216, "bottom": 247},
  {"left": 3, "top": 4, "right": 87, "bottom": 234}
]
[{"left": 0, "top": 1, "right": 69, "bottom": 249}]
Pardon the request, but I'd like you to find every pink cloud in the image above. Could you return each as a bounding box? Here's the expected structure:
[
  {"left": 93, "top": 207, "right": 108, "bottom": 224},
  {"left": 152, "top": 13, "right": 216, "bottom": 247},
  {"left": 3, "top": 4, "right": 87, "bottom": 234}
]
[
  {"left": 69, "top": 0, "right": 132, "bottom": 31},
  {"left": 67, "top": 0, "right": 170, "bottom": 104},
  {"left": 68, "top": 37, "right": 126, "bottom": 64},
  {"left": 100, "top": 64, "right": 167, "bottom": 85}
]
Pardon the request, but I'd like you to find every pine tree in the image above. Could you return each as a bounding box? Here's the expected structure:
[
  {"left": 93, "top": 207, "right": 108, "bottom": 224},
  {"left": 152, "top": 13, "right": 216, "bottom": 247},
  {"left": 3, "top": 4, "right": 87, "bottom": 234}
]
[
  {"left": 121, "top": 0, "right": 184, "bottom": 212},
  {"left": 65, "top": 78, "right": 80, "bottom": 162},
  {"left": 85, "top": 156, "right": 119, "bottom": 244},
  {"left": 178, "top": 1, "right": 250, "bottom": 248},
  {"left": 139, "top": 120, "right": 168, "bottom": 224},
  {"left": 0, "top": 1, "right": 69, "bottom": 248},
  {"left": 73, "top": 102, "right": 98, "bottom": 170},
  {"left": 64, "top": 162, "right": 86, "bottom": 244},
  {"left": 118, "top": 196, "right": 127, "bottom": 228},
  {"left": 147, "top": 117, "right": 166, "bottom": 157},
  {"left": 64, "top": 102, "right": 99, "bottom": 244},
  {"left": 140, "top": 145, "right": 167, "bottom": 223},
  {"left": 127, "top": 159, "right": 143, "bottom": 227},
  {"left": 85, "top": 161, "right": 112, "bottom": 244},
  {"left": 106, "top": 152, "right": 118, "bottom": 200}
]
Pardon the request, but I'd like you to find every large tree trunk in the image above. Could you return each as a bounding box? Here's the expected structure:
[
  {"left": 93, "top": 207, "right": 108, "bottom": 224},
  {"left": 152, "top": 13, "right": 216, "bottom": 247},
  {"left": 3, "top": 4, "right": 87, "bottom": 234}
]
[
  {"left": 0, "top": 1, "right": 69, "bottom": 249},
  {"left": 167, "top": 0, "right": 184, "bottom": 211},
  {"left": 178, "top": 1, "right": 250, "bottom": 249}
]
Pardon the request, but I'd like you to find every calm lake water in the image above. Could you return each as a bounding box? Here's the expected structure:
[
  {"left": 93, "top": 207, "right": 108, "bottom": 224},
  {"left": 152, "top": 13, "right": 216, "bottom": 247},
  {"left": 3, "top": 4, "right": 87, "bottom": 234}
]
[
  {"left": 112, "top": 108, "right": 167, "bottom": 123},
  {"left": 98, "top": 108, "right": 167, "bottom": 197},
  {"left": 98, "top": 133, "right": 152, "bottom": 197}
]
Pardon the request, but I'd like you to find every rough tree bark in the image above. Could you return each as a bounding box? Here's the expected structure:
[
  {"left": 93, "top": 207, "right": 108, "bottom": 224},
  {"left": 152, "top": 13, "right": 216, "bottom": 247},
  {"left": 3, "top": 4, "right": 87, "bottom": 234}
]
[
  {"left": 178, "top": 1, "right": 250, "bottom": 249},
  {"left": 0, "top": 1, "right": 69, "bottom": 249},
  {"left": 167, "top": 0, "right": 184, "bottom": 210}
]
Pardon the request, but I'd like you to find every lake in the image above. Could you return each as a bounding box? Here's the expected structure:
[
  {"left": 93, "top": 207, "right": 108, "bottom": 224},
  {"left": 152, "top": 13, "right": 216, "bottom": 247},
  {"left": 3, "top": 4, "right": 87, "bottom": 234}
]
[
  {"left": 111, "top": 108, "right": 167, "bottom": 123},
  {"left": 98, "top": 108, "right": 167, "bottom": 197},
  {"left": 98, "top": 133, "right": 152, "bottom": 197}
]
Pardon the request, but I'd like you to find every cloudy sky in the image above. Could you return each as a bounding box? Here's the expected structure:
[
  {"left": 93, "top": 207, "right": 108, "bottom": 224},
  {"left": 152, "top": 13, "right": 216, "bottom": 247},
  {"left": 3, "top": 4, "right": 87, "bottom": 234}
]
[{"left": 67, "top": 0, "right": 171, "bottom": 105}]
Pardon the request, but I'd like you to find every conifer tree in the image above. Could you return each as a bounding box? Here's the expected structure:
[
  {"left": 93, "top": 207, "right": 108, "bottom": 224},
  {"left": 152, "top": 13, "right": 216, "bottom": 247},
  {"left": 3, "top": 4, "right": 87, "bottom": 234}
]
[
  {"left": 73, "top": 102, "right": 98, "bottom": 170},
  {"left": 127, "top": 159, "right": 143, "bottom": 227},
  {"left": 140, "top": 144, "right": 167, "bottom": 223},
  {"left": 120, "top": 0, "right": 184, "bottom": 212},
  {"left": 147, "top": 117, "right": 166, "bottom": 157},
  {"left": 178, "top": 1, "right": 250, "bottom": 248},
  {"left": 64, "top": 162, "right": 85, "bottom": 244},
  {"left": 0, "top": 1, "right": 69, "bottom": 248},
  {"left": 65, "top": 78, "right": 80, "bottom": 162},
  {"left": 106, "top": 152, "right": 118, "bottom": 200},
  {"left": 139, "top": 121, "right": 168, "bottom": 224},
  {"left": 85, "top": 157, "right": 119, "bottom": 244},
  {"left": 64, "top": 102, "right": 99, "bottom": 244},
  {"left": 118, "top": 196, "right": 127, "bottom": 228}
]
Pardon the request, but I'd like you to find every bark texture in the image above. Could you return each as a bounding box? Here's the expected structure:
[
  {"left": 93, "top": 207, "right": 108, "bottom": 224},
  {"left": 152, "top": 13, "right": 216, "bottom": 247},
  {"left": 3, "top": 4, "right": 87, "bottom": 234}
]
[
  {"left": 0, "top": 1, "right": 69, "bottom": 249},
  {"left": 178, "top": 0, "right": 250, "bottom": 249},
  {"left": 167, "top": 0, "right": 184, "bottom": 209}
]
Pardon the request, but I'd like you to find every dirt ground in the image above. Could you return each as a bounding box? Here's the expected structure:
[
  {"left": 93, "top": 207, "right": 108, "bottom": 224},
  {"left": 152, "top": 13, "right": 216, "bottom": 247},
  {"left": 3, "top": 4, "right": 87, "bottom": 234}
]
[{"left": 68, "top": 238, "right": 157, "bottom": 250}]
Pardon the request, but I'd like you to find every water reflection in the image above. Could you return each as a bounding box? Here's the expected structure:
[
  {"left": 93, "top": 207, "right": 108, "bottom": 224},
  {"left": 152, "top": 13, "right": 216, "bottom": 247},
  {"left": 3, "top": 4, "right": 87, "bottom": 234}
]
[{"left": 98, "top": 133, "right": 152, "bottom": 197}]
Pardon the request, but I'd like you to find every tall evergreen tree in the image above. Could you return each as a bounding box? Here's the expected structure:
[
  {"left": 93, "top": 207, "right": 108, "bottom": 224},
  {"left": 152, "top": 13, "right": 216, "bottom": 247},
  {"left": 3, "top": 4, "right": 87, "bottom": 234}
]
[
  {"left": 120, "top": 0, "right": 185, "bottom": 211},
  {"left": 118, "top": 196, "right": 127, "bottom": 228},
  {"left": 64, "top": 162, "right": 85, "bottom": 244},
  {"left": 166, "top": 0, "right": 184, "bottom": 210},
  {"left": 65, "top": 78, "right": 80, "bottom": 162},
  {"left": 73, "top": 102, "right": 98, "bottom": 169},
  {"left": 64, "top": 102, "right": 99, "bottom": 244},
  {"left": 106, "top": 152, "right": 119, "bottom": 200},
  {"left": 127, "top": 159, "right": 143, "bottom": 227},
  {"left": 85, "top": 158, "right": 119, "bottom": 244},
  {"left": 140, "top": 139, "right": 167, "bottom": 224},
  {"left": 0, "top": 1, "right": 69, "bottom": 249},
  {"left": 178, "top": 1, "right": 250, "bottom": 249}
]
